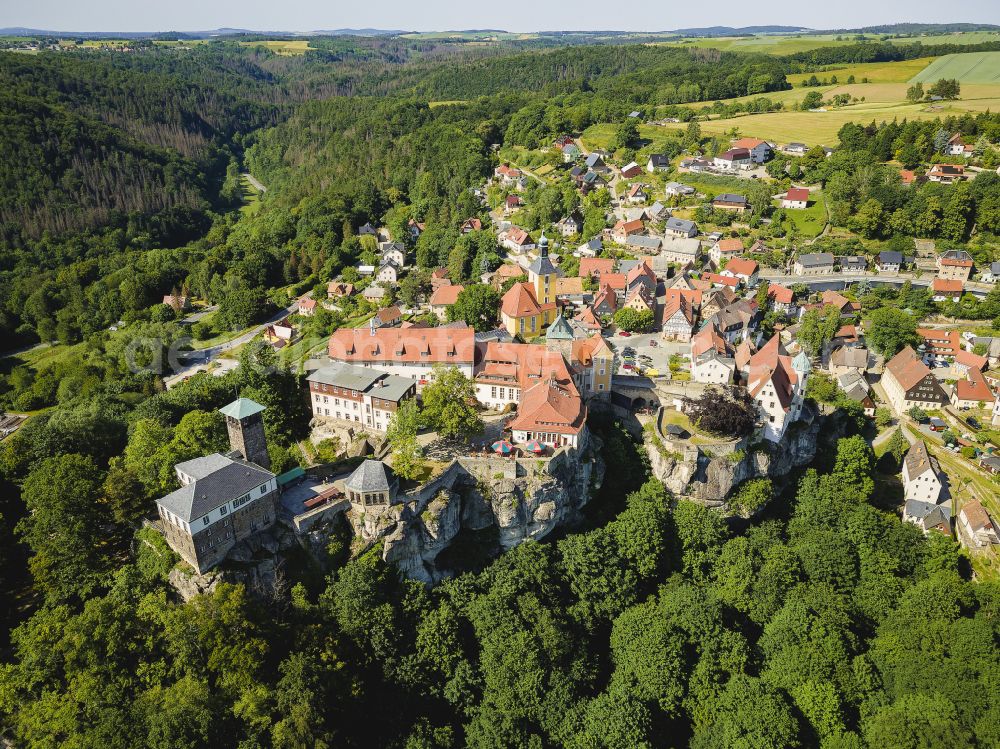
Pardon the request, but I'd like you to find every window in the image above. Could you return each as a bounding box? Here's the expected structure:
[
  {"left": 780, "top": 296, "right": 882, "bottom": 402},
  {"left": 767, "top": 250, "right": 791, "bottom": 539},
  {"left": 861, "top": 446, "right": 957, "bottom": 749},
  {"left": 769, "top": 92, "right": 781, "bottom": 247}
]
[
  {"left": 260, "top": 485, "right": 268, "bottom": 495},
  {"left": 203, "top": 516, "right": 210, "bottom": 526},
  {"left": 220, "top": 505, "right": 227, "bottom": 516}
]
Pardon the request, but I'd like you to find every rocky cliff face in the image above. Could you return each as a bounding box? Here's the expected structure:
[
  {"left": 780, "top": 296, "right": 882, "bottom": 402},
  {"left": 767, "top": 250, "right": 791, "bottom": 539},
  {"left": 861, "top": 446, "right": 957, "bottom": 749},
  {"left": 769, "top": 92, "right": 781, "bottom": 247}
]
[
  {"left": 371, "top": 438, "right": 604, "bottom": 584},
  {"left": 646, "top": 405, "right": 822, "bottom": 506}
]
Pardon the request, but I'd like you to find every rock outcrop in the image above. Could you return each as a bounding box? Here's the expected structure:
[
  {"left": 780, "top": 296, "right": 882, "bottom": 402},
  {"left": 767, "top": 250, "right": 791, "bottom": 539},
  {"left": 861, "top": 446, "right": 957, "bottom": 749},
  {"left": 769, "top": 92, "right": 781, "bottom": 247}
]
[
  {"left": 646, "top": 404, "right": 822, "bottom": 506},
  {"left": 365, "top": 437, "right": 604, "bottom": 584}
]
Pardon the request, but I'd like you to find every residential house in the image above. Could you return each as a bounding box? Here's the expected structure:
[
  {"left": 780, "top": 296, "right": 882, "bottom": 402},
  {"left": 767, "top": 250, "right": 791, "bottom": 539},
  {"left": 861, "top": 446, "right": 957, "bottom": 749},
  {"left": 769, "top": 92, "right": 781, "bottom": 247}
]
[
  {"left": 297, "top": 296, "right": 317, "bottom": 316},
  {"left": 358, "top": 222, "right": 378, "bottom": 236},
  {"left": 378, "top": 240, "right": 406, "bottom": 267},
  {"left": 664, "top": 217, "right": 699, "bottom": 238},
  {"left": 327, "top": 281, "right": 355, "bottom": 299},
  {"left": 946, "top": 133, "right": 975, "bottom": 158},
  {"left": 585, "top": 153, "right": 608, "bottom": 172},
  {"left": 766, "top": 283, "right": 796, "bottom": 315},
  {"left": 406, "top": 219, "right": 424, "bottom": 240},
  {"left": 626, "top": 183, "right": 648, "bottom": 203},
  {"left": 932, "top": 278, "right": 964, "bottom": 302},
  {"left": 877, "top": 251, "right": 903, "bottom": 273},
  {"left": 505, "top": 194, "right": 523, "bottom": 215},
  {"left": 430, "top": 267, "right": 452, "bottom": 290},
  {"left": 647, "top": 154, "right": 671, "bottom": 172},
  {"left": 307, "top": 363, "right": 417, "bottom": 432},
  {"left": 793, "top": 252, "right": 835, "bottom": 276},
  {"left": 780, "top": 187, "right": 809, "bottom": 209},
  {"left": 710, "top": 237, "right": 744, "bottom": 266},
  {"left": 937, "top": 250, "right": 974, "bottom": 281},
  {"left": 490, "top": 263, "right": 526, "bottom": 291},
  {"left": 722, "top": 258, "right": 759, "bottom": 287},
  {"left": 690, "top": 324, "right": 736, "bottom": 384},
  {"left": 570, "top": 334, "right": 615, "bottom": 396},
  {"left": 731, "top": 137, "right": 773, "bottom": 163},
  {"left": 376, "top": 259, "right": 400, "bottom": 285},
  {"left": 509, "top": 376, "right": 588, "bottom": 448},
  {"left": 620, "top": 161, "right": 642, "bottom": 179},
  {"left": 702, "top": 272, "right": 742, "bottom": 291},
  {"left": 958, "top": 500, "right": 1000, "bottom": 548},
  {"left": 370, "top": 305, "right": 402, "bottom": 329},
  {"left": 573, "top": 306, "right": 603, "bottom": 333},
  {"left": 562, "top": 143, "right": 580, "bottom": 162},
  {"left": 502, "top": 227, "right": 535, "bottom": 253},
  {"left": 163, "top": 294, "right": 191, "bottom": 311},
  {"left": 611, "top": 219, "right": 645, "bottom": 244},
  {"left": 881, "top": 346, "right": 949, "bottom": 414},
  {"left": 708, "top": 299, "right": 759, "bottom": 344},
  {"left": 680, "top": 157, "right": 713, "bottom": 172},
  {"left": 951, "top": 368, "right": 994, "bottom": 409},
  {"left": 263, "top": 318, "right": 295, "bottom": 349},
  {"left": 362, "top": 285, "right": 386, "bottom": 303},
  {"left": 155, "top": 399, "right": 277, "bottom": 573},
  {"left": 713, "top": 148, "right": 751, "bottom": 171},
  {"left": 837, "top": 371, "right": 876, "bottom": 417},
  {"left": 499, "top": 236, "right": 559, "bottom": 338},
  {"left": 626, "top": 235, "right": 663, "bottom": 254},
  {"left": 578, "top": 170, "right": 604, "bottom": 194},
  {"left": 917, "top": 328, "right": 962, "bottom": 364},
  {"left": 592, "top": 284, "right": 618, "bottom": 317},
  {"left": 579, "top": 257, "right": 615, "bottom": 280},
  {"left": 927, "top": 164, "right": 965, "bottom": 184},
  {"left": 576, "top": 237, "right": 603, "bottom": 257},
  {"left": 664, "top": 181, "right": 695, "bottom": 198},
  {"left": 829, "top": 346, "right": 869, "bottom": 378},
  {"left": 495, "top": 164, "right": 523, "bottom": 185},
  {"left": 700, "top": 286, "right": 739, "bottom": 320},
  {"left": 839, "top": 255, "right": 867, "bottom": 273},
  {"left": 460, "top": 218, "right": 483, "bottom": 234},
  {"left": 327, "top": 325, "right": 476, "bottom": 386},
  {"left": 661, "top": 288, "right": 700, "bottom": 342},
  {"left": 745, "top": 335, "right": 811, "bottom": 442},
  {"left": 899, "top": 169, "right": 926, "bottom": 187},
  {"left": 712, "top": 193, "right": 749, "bottom": 212},
  {"left": 556, "top": 214, "right": 582, "bottom": 237},
  {"left": 981, "top": 261, "right": 1000, "bottom": 284},
  {"left": 429, "top": 285, "right": 464, "bottom": 321},
  {"left": 953, "top": 349, "right": 988, "bottom": 379},
  {"left": 782, "top": 142, "right": 809, "bottom": 156}
]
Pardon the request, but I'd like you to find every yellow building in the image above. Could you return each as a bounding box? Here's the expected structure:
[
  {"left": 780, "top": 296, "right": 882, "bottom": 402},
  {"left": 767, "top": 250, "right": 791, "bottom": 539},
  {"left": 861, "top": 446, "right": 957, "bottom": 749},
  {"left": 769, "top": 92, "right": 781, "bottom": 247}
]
[{"left": 500, "top": 235, "right": 558, "bottom": 338}]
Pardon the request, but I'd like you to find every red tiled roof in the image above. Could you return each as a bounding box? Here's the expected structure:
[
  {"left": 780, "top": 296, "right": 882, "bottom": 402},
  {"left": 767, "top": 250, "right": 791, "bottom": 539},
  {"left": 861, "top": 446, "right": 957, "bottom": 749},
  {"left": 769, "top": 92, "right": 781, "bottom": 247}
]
[
  {"left": 429, "top": 285, "right": 464, "bottom": 306},
  {"left": 612, "top": 219, "right": 644, "bottom": 235},
  {"left": 784, "top": 188, "right": 809, "bottom": 202},
  {"left": 955, "top": 348, "right": 987, "bottom": 371},
  {"left": 885, "top": 346, "right": 933, "bottom": 391},
  {"left": 572, "top": 333, "right": 613, "bottom": 366},
  {"left": 955, "top": 369, "right": 993, "bottom": 403},
  {"left": 768, "top": 283, "right": 794, "bottom": 304},
  {"left": 329, "top": 327, "right": 475, "bottom": 365},
  {"left": 715, "top": 238, "right": 744, "bottom": 253},
  {"left": 501, "top": 282, "right": 549, "bottom": 318},
  {"left": 731, "top": 137, "right": 767, "bottom": 149},
  {"left": 725, "top": 258, "right": 758, "bottom": 277},
  {"left": 509, "top": 378, "right": 586, "bottom": 435},
  {"left": 702, "top": 272, "right": 740, "bottom": 288},
  {"left": 932, "top": 278, "right": 964, "bottom": 293},
  {"left": 579, "top": 257, "right": 615, "bottom": 278}
]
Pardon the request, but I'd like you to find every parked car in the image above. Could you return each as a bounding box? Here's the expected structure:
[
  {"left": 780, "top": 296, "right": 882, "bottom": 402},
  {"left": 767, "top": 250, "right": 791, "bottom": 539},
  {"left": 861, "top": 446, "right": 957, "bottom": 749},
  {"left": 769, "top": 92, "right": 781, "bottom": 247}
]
[
  {"left": 622, "top": 363, "right": 634, "bottom": 370},
  {"left": 619, "top": 331, "right": 632, "bottom": 337},
  {"left": 968, "top": 417, "right": 981, "bottom": 429}
]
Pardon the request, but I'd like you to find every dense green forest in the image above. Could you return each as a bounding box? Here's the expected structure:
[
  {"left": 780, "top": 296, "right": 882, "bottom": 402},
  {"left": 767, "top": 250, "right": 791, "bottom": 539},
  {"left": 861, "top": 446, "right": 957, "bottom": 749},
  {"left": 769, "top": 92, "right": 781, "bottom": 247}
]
[{"left": 2, "top": 35, "right": 1000, "bottom": 748}]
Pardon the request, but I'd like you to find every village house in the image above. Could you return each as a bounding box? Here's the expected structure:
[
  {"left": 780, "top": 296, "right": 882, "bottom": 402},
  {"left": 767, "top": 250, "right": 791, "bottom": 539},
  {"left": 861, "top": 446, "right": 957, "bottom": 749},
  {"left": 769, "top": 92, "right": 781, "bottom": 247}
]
[
  {"left": 362, "top": 285, "right": 387, "bottom": 303},
  {"left": 722, "top": 258, "right": 759, "bottom": 287},
  {"left": 881, "top": 346, "right": 949, "bottom": 414},
  {"left": 899, "top": 169, "right": 926, "bottom": 187},
  {"left": 902, "top": 440, "right": 944, "bottom": 503},
  {"left": 700, "top": 286, "right": 739, "bottom": 321},
  {"left": 297, "top": 296, "right": 317, "bottom": 316},
  {"left": 654, "top": 238, "right": 697, "bottom": 267},
  {"left": 952, "top": 348, "right": 988, "bottom": 379},
  {"left": 376, "top": 259, "right": 401, "bottom": 285},
  {"left": 430, "top": 267, "right": 452, "bottom": 290},
  {"left": 664, "top": 181, "right": 696, "bottom": 198},
  {"left": 569, "top": 334, "right": 615, "bottom": 396},
  {"left": 626, "top": 183, "right": 649, "bottom": 203},
  {"left": 951, "top": 368, "right": 994, "bottom": 409},
  {"left": 766, "top": 283, "right": 796, "bottom": 315},
  {"left": 793, "top": 252, "right": 835, "bottom": 276},
  {"left": 556, "top": 214, "right": 582, "bottom": 237},
  {"left": 591, "top": 284, "right": 618, "bottom": 318},
  {"left": 664, "top": 217, "right": 699, "bottom": 238},
  {"left": 502, "top": 227, "right": 535, "bottom": 253},
  {"left": 369, "top": 306, "right": 402, "bottom": 330},
  {"left": 829, "top": 346, "right": 869, "bottom": 378},
  {"left": 712, "top": 193, "right": 749, "bottom": 212},
  {"left": 647, "top": 154, "right": 670, "bottom": 172},
  {"left": 781, "top": 142, "right": 809, "bottom": 156},
  {"left": 307, "top": 363, "right": 417, "bottom": 432},
  {"left": 494, "top": 163, "right": 523, "bottom": 185},
  {"left": 585, "top": 153, "right": 609, "bottom": 172},
  {"left": 731, "top": 137, "right": 773, "bottom": 163},
  {"left": 946, "top": 133, "right": 975, "bottom": 158},
  {"left": 660, "top": 288, "right": 700, "bottom": 341},
  {"left": 709, "top": 237, "right": 744, "bottom": 266},
  {"left": 504, "top": 194, "right": 523, "bottom": 216},
  {"left": 611, "top": 218, "right": 645, "bottom": 245},
  {"left": 680, "top": 157, "right": 713, "bottom": 172},
  {"left": 713, "top": 148, "right": 752, "bottom": 171},
  {"left": 877, "top": 250, "right": 903, "bottom": 273},
  {"left": 155, "top": 398, "right": 278, "bottom": 574},
  {"left": 429, "top": 284, "right": 464, "bottom": 321},
  {"left": 562, "top": 143, "right": 580, "bottom": 162},
  {"left": 927, "top": 164, "right": 965, "bottom": 184},
  {"left": 626, "top": 235, "right": 663, "bottom": 254},
  {"left": 327, "top": 281, "right": 355, "bottom": 299},
  {"left": 937, "top": 250, "right": 974, "bottom": 281},
  {"left": 327, "top": 325, "right": 476, "bottom": 387},
  {"left": 690, "top": 324, "right": 736, "bottom": 384},
  {"left": 460, "top": 217, "right": 482, "bottom": 234},
  {"left": 620, "top": 161, "right": 642, "bottom": 178},
  {"left": 708, "top": 299, "right": 759, "bottom": 344},
  {"left": 163, "top": 294, "right": 191, "bottom": 311},
  {"left": 837, "top": 372, "right": 876, "bottom": 417},
  {"left": 499, "top": 235, "right": 559, "bottom": 338},
  {"left": 958, "top": 500, "right": 1000, "bottom": 548},
  {"left": 980, "top": 262, "right": 1000, "bottom": 284},
  {"left": 702, "top": 272, "right": 742, "bottom": 291},
  {"left": 780, "top": 187, "right": 810, "bottom": 209},
  {"left": 746, "top": 335, "right": 811, "bottom": 442},
  {"left": 932, "top": 278, "right": 964, "bottom": 303},
  {"left": 579, "top": 257, "right": 615, "bottom": 280},
  {"left": 263, "top": 318, "right": 295, "bottom": 349},
  {"left": 509, "top": 376, "right": 588, "bottom": 449},
  {"left": 358, "top": 222, "right": 377, "bottom": 236},
  {"left": 839, "top": 255, "right": 867, "bottom": 273}
]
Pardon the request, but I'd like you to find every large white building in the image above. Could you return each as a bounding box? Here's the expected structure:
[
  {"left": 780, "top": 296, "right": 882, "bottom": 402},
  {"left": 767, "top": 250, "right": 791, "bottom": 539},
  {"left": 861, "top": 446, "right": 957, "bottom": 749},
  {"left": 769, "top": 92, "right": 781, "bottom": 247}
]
[
  {"left": 307, "top": 363, "right": 417, "bottom": 432},
  {"left": 745, "top": 336, "right": 810, "bottom": 442}
]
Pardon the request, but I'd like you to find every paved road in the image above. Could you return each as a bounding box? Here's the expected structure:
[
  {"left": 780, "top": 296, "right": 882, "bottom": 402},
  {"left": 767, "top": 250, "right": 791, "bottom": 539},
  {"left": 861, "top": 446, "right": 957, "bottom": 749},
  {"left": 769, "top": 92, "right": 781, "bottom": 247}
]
[
  {"left": 759, "top": 270, "right": 993, "bottom": 297},
  {"left": 242, "top": 173, "right": 267, "bottom": 193},
  {"left": 164, "top": 302, "right": 297, "bottom": 388},
  {"left": 180, "top": 304, "right": 219, "bottom": 324}
]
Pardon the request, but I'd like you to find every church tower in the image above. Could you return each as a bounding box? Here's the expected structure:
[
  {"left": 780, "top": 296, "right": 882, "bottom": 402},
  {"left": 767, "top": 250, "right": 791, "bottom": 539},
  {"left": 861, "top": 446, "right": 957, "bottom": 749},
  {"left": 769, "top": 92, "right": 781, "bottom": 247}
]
[
  {"left": 527, "top": 233, "right": 557, "bottom": 305},
  {"left": 219, "top": 397, "right": 270, "bottom": 470}
]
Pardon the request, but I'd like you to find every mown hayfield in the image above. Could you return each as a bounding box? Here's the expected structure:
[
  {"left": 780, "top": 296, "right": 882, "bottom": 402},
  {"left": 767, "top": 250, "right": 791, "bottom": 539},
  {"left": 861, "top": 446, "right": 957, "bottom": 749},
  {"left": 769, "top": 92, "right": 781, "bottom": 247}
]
[
  {"left": 910, "top": 51, "right": 1000, "bottom": 84},
  {"left": 786, "top": 57, "right": 937, "bottom": 85},
  {"left": 239, "top": 40, "right": 313, "bottom": 55}
]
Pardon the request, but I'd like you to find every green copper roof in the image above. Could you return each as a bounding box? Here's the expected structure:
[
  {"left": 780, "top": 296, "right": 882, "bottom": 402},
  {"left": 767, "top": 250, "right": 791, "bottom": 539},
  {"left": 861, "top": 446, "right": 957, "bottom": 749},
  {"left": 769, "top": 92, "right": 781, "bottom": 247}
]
[
  {"left": 546, "top": 315, "right": 575, "bottom": 341},
  {"left": 791, "top": 350, "right": 812, "bottom": 374},
  {"left": 219, "top": 397, "right": 266, "bottom": 420}
]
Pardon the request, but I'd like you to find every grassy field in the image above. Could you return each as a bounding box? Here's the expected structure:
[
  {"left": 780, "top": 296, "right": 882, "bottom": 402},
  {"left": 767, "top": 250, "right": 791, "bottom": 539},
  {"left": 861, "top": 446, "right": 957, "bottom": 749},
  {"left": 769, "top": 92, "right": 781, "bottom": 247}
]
[
  {"left": 238, "top": 40, "right": 313, "bottom": 55},
  {"left": 781, "top": 192, "right": 827, "bottom": 238},
  {"left": 910, "top": 51, "right": 1000, "bottom": 84},
  {"left": 786, "top": 57, "right": 938, "bottom": 85},
  {"left": 239, "top": 174, "right": 262, "bottom": 216},
  {"left": 657, "top": 31, "right": 1000, "bottom": 56}
]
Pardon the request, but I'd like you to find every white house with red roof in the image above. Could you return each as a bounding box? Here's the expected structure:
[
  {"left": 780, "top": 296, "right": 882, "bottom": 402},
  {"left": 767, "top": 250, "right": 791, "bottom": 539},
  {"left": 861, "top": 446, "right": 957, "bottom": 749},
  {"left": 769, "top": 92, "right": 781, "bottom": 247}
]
[
  {"left": 713, "top": 148, "right": 752, "bottom": 171},
  {"left": 710, "top": 237, "right": 744, "bottom": 266},
  {"left": 746, "top": 335, "right": 811, "bottom": 442},
  {"left": 780, "top": 188, "right": 810, "bottom": 210},
  {"left": 429, "top": 284, "right": 464, "bottom": 321},
  {"left": 730, "top": 137, "right": 773, "bottom": 163},
  {"left": 721, "top": 258, "right": 759, "bottom": 287},
  {"left": 297, "top": 296, "right": 317, "bottom": 316}
]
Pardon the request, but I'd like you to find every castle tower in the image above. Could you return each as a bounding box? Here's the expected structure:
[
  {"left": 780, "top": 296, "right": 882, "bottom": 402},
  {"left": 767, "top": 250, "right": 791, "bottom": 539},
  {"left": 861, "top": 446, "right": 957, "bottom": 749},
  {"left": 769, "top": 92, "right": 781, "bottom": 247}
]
[
  {"left": 219, "top": 397, "right": 270, "bottom": 470},
  {"left": 528, "top": 233, "right": 556, "bottom": 305}
]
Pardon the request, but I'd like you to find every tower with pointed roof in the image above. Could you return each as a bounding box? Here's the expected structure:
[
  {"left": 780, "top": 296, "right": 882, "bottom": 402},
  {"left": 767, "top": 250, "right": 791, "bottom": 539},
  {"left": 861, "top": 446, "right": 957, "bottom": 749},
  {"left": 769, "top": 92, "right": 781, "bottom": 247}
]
[
  {"left": 527, "top": 233, "right": 557, "bottom": 305},
  {"left": 219, "top": 397, "right": 270, "bottom": 470}
]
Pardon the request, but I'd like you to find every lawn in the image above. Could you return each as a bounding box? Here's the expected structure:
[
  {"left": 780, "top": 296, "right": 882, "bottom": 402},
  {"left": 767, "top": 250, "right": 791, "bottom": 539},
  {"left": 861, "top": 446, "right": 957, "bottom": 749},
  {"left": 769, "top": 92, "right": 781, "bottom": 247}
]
[
  {"left": 580, "top": 123, "right": 618, "bottom": 152},
  {"left": 239, "top": 174, "right": 262, "bottom": 216},
  {"left": 910, "top": 51, "right": 1000, "bottom": 84},
  {"left": 780, "top": 191, "right": 827, "bottom": 239}
]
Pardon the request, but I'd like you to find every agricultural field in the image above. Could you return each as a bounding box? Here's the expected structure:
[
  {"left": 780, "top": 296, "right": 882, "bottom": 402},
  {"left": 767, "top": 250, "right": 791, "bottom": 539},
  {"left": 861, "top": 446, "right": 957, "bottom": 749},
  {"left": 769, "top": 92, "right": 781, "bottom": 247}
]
[
  {"left": 659, "top": 30, "right": 1000, "bottom": 56},
  {"left": 909, "top": 51, "right": 1000, "bottom": 83},
  {"left": 786, "top": 56, "right": 938, "bottom": 85},
  {"left": 238, "top": 39, "right": 313, "bottom": 55}
]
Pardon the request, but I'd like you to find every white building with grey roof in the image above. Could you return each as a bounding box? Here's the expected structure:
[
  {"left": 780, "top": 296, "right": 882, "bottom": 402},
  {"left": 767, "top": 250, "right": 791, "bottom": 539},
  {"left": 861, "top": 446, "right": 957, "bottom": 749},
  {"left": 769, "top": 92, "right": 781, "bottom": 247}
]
[
  {"left": 156, "top": 398, "right": 279, "bottom": 573},
  {"left": 307, "top": 362, "right": 417, "bottom": 433}
]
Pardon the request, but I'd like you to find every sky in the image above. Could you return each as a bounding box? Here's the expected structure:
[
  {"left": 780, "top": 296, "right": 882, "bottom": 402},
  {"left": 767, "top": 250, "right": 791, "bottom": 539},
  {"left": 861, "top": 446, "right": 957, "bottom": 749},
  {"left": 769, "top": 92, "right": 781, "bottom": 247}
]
[{"left": 3, "top": 0, "right": 999, "bottom": 33}]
